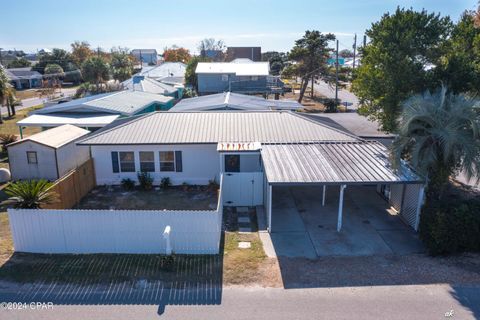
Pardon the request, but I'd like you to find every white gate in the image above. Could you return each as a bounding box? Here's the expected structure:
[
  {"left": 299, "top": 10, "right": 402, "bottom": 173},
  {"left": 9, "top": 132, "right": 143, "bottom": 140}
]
[{"left": 222, "top": 172, "right": 264, "bottom": 206}]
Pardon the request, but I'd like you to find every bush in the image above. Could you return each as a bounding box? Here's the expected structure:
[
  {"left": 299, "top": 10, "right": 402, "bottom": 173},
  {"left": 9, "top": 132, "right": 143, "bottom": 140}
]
[
  {"left": 323, "top": 98, "right": 338, "bottom": 113},
  {"left": 160, "top": 177, "right": 171, "bottom": 189},
  {"left": 420, "top": 199, "right": 480, "bottom": 255},
  {"left": 0, "top": 134, "right": 17, "bottom": 152},
  {"left": 121, "top": 178, "right": 135, "bottom": 190},
  {"left": 137, "top": 171, "right": 153, "bottom": 190}
]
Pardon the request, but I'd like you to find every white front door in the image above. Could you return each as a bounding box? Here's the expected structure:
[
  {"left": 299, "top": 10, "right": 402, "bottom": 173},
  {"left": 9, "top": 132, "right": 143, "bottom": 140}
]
[{"left": 223, "top": 172, "right": 264, "bottom": 206}]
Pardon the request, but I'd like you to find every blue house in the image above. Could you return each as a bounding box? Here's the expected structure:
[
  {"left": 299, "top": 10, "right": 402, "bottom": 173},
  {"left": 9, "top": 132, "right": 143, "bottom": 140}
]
[{"left": 195, "top": 59, "right": 284, "bottom": 95}]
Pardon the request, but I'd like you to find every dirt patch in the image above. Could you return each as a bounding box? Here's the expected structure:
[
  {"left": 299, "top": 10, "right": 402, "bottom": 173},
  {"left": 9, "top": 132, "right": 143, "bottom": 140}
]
[
  {"left": 0, "top": 213, "right": 13, "bottom": 266},
  {"left": 223, "top": 232, "right": 282, "bottom": 287},
  {"left": 76, "top": 185, "right": 218, "bottom": 210},
  {"left": 0, "top": 105, "right": 43, "bottom": 137},
  {"left": 277, "top": 253, "right": 480, "bottom": 288}
]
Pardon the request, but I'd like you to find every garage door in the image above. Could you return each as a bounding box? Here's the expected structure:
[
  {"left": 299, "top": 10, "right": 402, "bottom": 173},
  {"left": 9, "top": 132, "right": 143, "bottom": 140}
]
[{"left": 222, "top": 172, "right": 264, "bottom": 206}]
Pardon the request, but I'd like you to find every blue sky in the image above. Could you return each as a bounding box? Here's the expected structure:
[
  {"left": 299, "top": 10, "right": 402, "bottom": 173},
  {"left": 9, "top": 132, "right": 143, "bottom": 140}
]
[{"left": 1, "top": 0, "right": 476, "bottom": 54}]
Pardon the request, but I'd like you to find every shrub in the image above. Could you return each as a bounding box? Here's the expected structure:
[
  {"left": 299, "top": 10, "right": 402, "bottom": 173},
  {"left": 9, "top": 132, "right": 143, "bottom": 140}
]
[
  {"left": 323, "top": 98, "right": 338, "bottom": 113},
  {"left": 208, "top": 178, "right": 219, "bottom": 191},
  {"left": 121, "top": 178, "right": 135, "bottom": 190},
  {"left": 137, "top": 171, "right": 153, "bottom": 190},
  {"left": 181, "top": 182, "right": 190, "bottom": 191},
  {"left": 420, "top": 199, "right": 480, "bottom": 255},
  {"left": 160, "top": 177, "right": 171, "bottom": 189},
  {"left": 161, "top": 253, "right": 175, "bottom": 271},
  {"left": 3, "top": 179, "right": 59, "bottom": 209},
  {"left": 0, "top": 134, "right": 17, "bottom": 152}
]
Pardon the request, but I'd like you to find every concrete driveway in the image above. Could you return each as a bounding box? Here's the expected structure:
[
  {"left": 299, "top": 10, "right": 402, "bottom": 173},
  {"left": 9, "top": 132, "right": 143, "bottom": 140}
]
[{"left": 270, "top": 185, "right": 424, "bottom": 258}]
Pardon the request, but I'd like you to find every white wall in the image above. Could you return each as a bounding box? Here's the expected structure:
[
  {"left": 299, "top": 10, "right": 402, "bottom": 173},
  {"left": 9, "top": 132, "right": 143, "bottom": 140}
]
[
  {"left": 56, "top": 141, "right": 90, "bottom": 177},
  {"left": 240, "top": 154, "right": 262, "bottom": 172},
  {"left": 8, "top": 141, "right": 58, "bottom": 180},
  {"left": 91, "top": 144, "right": 220, "bottom": 185},
  {"left": 8, "top": 208, "right": 222, "bottom": 254}
]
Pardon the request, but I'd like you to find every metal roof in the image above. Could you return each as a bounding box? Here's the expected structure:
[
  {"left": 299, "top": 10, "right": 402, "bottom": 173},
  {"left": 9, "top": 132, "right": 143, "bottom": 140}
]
[
  {"left": 6, "top": 68, "right": 43, "bottom": 80},
  {"left": 9, "top": 124, "right": 90, "bottom": 149},
  {"left": 139, "top": 62, "right": 186, "bottom": 79},
  {"left": 261, "top": 142, "right": 423, "bottom": 185},
  {"left": 195, "top": 61, "right": 269, "bottom": 76},
  {"left": 170, "top": 92, "right": 302, "bottom": 112},
  {"left": 78, "top": 111, "right": 358, "bottom": 145},
  {"left": 34, "top": 91, "right": 173, "bottom": 116},
  {"left": 17, "top": 113, "right": 120, "bottom": 128},
  {"left": 122, "top": 76, "right": 177, "bottom": 95}
]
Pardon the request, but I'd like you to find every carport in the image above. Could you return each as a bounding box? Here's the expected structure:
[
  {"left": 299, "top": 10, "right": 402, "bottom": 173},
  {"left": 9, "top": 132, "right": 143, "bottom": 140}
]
[{"left": 261, "top": 141, "right": 425, "bottom": 234}]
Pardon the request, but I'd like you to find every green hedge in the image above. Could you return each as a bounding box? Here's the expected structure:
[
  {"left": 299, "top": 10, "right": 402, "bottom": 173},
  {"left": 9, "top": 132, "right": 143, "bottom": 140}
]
[{"left": 420, "top": 199, "right": 480, "bottom": 255}]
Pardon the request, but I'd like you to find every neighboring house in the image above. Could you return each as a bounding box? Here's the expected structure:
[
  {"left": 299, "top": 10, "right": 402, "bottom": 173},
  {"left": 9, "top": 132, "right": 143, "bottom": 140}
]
[
  {"left": 200, "top": 49, "right": 224, "bottom": 62},
  {"left": 131, "top": 49, "right": 158, "bottom": 65},
  {"left": 77, "top": 110, "right": 424, "bottom": 232},
  {"left": 6, "top": 68, "right": 43, "bottom": 89},
  {"left": 139, "top": 62, "right": 186, "bottom": 85},
  {"left": 122, "top": 75, "right": 182, "bottom": 99},
  {"left": 7, "top": 125, "right": 90, "bottom": 181},
  {"left": 195, "top": 59, "right": 284, "bottom": 95},
  {"left": 170, "top": 92, "right": 302, "bottom": 111},
  {"left": 226, "top": 47, "right": 261, "bottom": 62},
  {"left": 17, "top": 91, "right": 174, "bottom": 137}
]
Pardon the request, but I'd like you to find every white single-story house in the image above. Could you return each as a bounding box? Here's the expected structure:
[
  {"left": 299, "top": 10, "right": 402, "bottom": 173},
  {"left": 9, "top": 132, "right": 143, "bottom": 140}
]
[
  {"left": 170, "top": 92, "right": 301, "bottom": 112},
  {"left": 122, "top": 75, "right": 182, "bottom": 99},
  {"left": 7, "top": 125, "right": 90, "bottom": 181},
  {"left": 17, "top": 91, "right": 174, "bottom": 137},
  {"left": 78, "top": 111, "right": 425, "bottom": 232},
  {"left": 139, "top": 62, "right": 186, "bottom": 85},
  {"left": 131, "top": 49, "right": 158, "bottom": 65}
]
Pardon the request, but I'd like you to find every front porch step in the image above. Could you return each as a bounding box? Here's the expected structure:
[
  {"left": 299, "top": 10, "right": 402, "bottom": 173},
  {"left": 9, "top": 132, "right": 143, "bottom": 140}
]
[{"left": 238, "top": 216, "right": 250, "bottom": 224}]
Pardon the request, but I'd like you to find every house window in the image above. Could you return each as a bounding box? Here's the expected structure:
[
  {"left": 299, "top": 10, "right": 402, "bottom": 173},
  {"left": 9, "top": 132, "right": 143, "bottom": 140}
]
[
  {"left": 119, "top": 152, "right": 135, "bottom": 172},
  {"left": 224, "top": 155, "right": 240, "bottom": 172},
  {"left": 139, "top": 151, "right": 155, "bottom": 172},
  {"left": 27, "top": 151, "right": 38, "bottom": 164},
  {"left": 251, "top": 76, "right": 258, "bottom": 81},
  {"left": 221, "top": 74, "right": 229, "bottom": 81},
  {"left": 159, "top": 151, "right": 183, "bottom": 172}
]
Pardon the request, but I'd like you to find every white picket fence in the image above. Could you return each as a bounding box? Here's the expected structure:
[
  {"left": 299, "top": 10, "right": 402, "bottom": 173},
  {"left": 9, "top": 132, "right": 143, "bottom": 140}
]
[{"left": 8, "top": 178, "right": 224, "bottom": 255}]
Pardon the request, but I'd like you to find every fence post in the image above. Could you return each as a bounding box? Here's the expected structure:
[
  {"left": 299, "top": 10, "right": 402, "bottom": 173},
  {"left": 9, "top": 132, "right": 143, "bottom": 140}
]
[{"left": 163, "top": 225, "right": 172, "bottom": 255}]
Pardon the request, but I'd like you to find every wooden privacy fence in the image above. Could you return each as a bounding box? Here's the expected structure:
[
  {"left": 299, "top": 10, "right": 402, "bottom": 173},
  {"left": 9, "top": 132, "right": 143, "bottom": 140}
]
[
  {"left": 44, "top": 158, "right": 96, "bottom": 209},
  {"left": 7, "top": 175, "right": 224, "bottom": 255}
]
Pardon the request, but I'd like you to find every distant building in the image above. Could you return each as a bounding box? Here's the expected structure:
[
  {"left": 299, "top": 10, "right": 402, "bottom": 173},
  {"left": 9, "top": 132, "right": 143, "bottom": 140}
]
[
  {"left": 122, "top": 75, "right": 183, "bottom": 99},
  {"left": 226, "top": 47, "right": 261, "bottom": 62},
  {"left": 131, "top": 49, "right": 158, "bottom": 65},
  {"left": 6, "top": 68, "right": 43, "bottom": 89},
  {"left": 195, "top": 58, "right": 283, "bottom": 95},
  {"left": 200, "top": 49, "right": 225, "bottom": 62},
  {"left": 139, "top": 62, "right": 187, "bottom": 85}
]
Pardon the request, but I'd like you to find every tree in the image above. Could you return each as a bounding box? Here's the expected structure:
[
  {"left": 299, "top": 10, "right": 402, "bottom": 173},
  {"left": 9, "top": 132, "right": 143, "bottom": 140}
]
[
  {"left": 44, "top": 63, "right": 64, "bottom": 88},
  {"left": 185, "top": 56, "right": 211, "bottom": 89},
  {"left": 163, "top": 46, "right": 191, "bottom": 63},
  {"left": 71, "top": 41, "right": 93, "bottom": 67},
  {"left": 391, "top": 87, "right": 480, "bottom": 201},
  {"left": 0, "top": 66, "right": 11, "bottom": 124},
  {"left": 198, "top": 38, "right": 225, "bottom": 61},
  {"left": 289, "top": 30, "right": 335, "bottom": 103},
  {"left": 261, "top": 51, "right": 288, "bottom": 76},
  {"left": 352, "top": 8, "right": 452, "bottom": 132},
  {"left": 339, "top": 49, "right": 354, "bottom": 58},
  {"left": 110, "top": 47, "right": 134, "bottom": 82},
  {"left": 81, "top": 57, "right": 110, "bottom": 91},
  {"left": 7, "top": 57, "right": 31, "bottom": 68},
  {"left": 33, "top": 48, "right": 72, "bottom": 74},
  {"left": 3, "top": 180, "right": 59, "bottom": 209}
]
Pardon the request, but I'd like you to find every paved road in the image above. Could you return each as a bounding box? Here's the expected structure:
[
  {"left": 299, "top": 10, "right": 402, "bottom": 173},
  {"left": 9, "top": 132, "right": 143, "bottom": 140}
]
[
  {"left": 314, "top": 80, "right": 359, "bottom": 109},
  {"left": 0, "top": 284, "right": 478, "bottom": 319}
]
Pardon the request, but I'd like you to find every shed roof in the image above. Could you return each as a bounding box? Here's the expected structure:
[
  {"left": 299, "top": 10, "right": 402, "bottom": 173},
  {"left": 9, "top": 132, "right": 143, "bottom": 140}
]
[
  {"left": 9, "top": 124, "right": 90, "bottom": 149},
  {"left": 261, "top": 142, "right": 422, "bottom": 185},
  {"left": 170, "top": 92, "right": 301, "bottom": 112},
  {"left": 35, "top": 91, "right": 173, "bottom": 116},
  {"left": 78, "top": 111, "right": 358, "bottom": 145},
  {"left": 196, "top": 61, "right": 269, "bottom": 76},
  {"left": 17, "top": 113, "right": 120, "bottom": 128}
]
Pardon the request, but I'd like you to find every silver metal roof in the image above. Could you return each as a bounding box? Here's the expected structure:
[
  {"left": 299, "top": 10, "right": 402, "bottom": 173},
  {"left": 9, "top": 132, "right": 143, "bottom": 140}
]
[
  {"left": 35, "top": 91, "right": 173, "bottom": 116},
  {"left": 122, "top": 76, "right": 177, "bottom": 95},
  {"left": 78, "top": 111, "right": 358, "bottom": 145},
  {"left": 261, "top": 142, "right": 423, "bottom": 185},
  {"left": 170, "top": 92, "right": 302, "bottom": 112}
]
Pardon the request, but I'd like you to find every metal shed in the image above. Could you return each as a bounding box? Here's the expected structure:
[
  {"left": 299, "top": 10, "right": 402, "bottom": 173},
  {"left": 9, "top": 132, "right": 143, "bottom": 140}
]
[{"left": 260, "top": 141, "right": 425, "bottom": 232}]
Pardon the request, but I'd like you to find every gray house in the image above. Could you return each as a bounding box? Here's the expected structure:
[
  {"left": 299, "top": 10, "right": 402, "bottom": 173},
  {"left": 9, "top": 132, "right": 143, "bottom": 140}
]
[
  {"left": 131, "top": 49, "right": 158, "bottom": 65},
  {"left": 195, "top": 59, "right": 283, "bottom": 95},
  {"left": 6, "top": 68, "right": 43, "bottom": 89}
]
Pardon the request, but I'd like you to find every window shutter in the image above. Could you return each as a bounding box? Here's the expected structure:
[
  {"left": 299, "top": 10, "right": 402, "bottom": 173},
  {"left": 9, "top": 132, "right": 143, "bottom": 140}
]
[
  {"left": 111, "top": 152, "right": 119, "bottom": 173},
  {"left": 175, "top": 151, "right": 182, "bottom": 172}
]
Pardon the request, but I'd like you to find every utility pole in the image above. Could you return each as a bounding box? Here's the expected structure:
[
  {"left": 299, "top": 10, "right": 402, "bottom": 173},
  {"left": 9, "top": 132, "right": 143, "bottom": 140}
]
[
  {"left": 335, "top": 39, "right": 339, "bottom": 105},
  {"left": 352, "top": 33, "right": 357, "bottom": 69},
  {"left": 0, "top": 48, "right": 3, "bottom": 66},
  {"left": 363, "top": 35, "right": 367, "bottom": 48}
]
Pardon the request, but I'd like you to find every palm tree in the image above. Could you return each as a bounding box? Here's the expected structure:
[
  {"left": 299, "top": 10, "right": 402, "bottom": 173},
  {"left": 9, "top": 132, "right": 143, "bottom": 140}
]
[
  {"left": 3, "top": 180, "right": 59, "bottom": 209},
  {"left": 0, "top": 65, "right": 11, "bottom": 124},
  {"left": 391, "top": 86, "right": 480, "bottom": 200}
]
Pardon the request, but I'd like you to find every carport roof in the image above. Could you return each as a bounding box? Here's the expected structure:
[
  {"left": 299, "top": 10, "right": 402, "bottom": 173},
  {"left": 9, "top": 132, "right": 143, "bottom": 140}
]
[{"left": 261, "top": 142, "right": 423, "bottom": 185}]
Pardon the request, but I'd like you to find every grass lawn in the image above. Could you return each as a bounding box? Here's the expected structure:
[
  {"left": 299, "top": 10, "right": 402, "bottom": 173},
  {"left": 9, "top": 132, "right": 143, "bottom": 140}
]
[
  {"left": 14, "top": 89, "right": 43, "bottom": 100},
  {"left": 1, "top": 105, "right": 43, "bottom": 137}
]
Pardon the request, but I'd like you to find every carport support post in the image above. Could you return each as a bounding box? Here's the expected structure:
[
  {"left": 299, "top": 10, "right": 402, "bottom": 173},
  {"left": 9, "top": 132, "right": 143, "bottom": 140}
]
[
  {"left": 337, "top": 184, "right": 347, "bottom": 232},
  {"left": 414, "top": 185, "right": 425, "bottom": 231},
  {"left": 268, "top": 184, "right": 272, "bottom": 232},
  {"left": 322, "top": 185, "right": 326, "bottom": 206}
]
